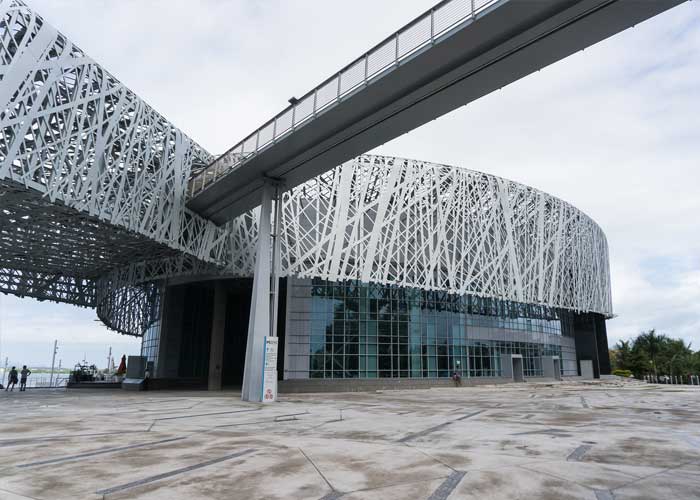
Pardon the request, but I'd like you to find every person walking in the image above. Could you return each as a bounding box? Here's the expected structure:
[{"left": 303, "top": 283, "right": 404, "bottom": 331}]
[
  {"left": 19, "top": 366, "right": 31, "bottom": 392},
  {"left": 5, "top": 366, "right": 18, "bottom": 391}
]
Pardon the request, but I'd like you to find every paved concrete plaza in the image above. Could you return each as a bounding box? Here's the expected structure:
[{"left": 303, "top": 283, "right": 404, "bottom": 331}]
[{"left": 0, "top": 379, "right": 698, "bottom": 499}]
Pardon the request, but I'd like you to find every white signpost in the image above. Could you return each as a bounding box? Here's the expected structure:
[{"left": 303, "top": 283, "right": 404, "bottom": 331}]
[{"left": 261, "top": 336, "right": 278, "bottom": 403}]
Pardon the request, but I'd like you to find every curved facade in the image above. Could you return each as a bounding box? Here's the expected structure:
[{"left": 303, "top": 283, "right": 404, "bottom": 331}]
[
  {"left": 275, "top": 155, "right": 612, "bottom": 316},
  {"left": 139, "top": 155, "right": 613, "bottom": 385}
]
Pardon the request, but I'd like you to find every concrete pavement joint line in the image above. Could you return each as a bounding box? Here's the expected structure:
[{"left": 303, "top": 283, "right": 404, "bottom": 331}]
[
  {"left": 16, "top": 436, "right": 187, "bottom": 468},
  {"left": 153, "top": 407, "right": 260, "bottom": 421},
  {"left": 517, "top": 463, "right": 616, "bottom": 494},
  {"left": 116, "top": 398, "right": 186, "bottom": 406},
  {"left": 95, "top": 448, "right": 256, "bottom": 496},
  {"left": 319, "top": 492, "right": 345, "bottom": 500},
  {"left": 566, "top": 444, "right": 592, "bottom": 462},
  {"left": 215, "top": 411, "right": 310, "bottom": 428},
  {"left": 456, "top": 410, "right": 486, "bottom": 421},
  {"left": 594, "top": 490, "right": 614, "bottom": 500},
  {"left": 512, "top": 428, "right": 570, "bottom": 437},
  {"left": 397, "top": 410, "right": 484, "bottom": 443},
  {"left": 342, "top": 475, "right": 452, "bottom": 495},
  {"left": 298, "top": 447, "right": 338, "bottom": 497},
  {"left": 406, "top": 444, "right": 457, "bottom": 472},
  {"left": 0, "top": 486, "right": 44, "bottom": 500},
  {"left": 427, "top": 470, "right": 466, "bottom": 500},
  {"left": 610, "top": 459, "right": 698, "bottom": 492},
  {"left": 0, "top": 430, "right": 149, "bottom": 448}
]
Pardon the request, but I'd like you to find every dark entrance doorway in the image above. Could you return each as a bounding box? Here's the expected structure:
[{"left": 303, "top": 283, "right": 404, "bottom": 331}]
[
  {"left": 222, "top": 279, "right": 253, "bottom": 387},
  {"left": 220, "top": 278, "right": 287, "bottom": 388}
]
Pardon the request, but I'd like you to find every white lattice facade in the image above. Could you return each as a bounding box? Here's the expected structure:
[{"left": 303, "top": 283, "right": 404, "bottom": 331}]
[
  {"left": 0, "top": 1, "right": 230, "bottom": 333},
  {"left": 226, "top": 155, "right": 612, "bottom": 317}
]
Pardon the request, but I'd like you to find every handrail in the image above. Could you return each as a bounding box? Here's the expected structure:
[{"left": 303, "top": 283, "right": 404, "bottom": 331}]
[{"left": 188, "top": 0, "right": 500, "bottom": 198}]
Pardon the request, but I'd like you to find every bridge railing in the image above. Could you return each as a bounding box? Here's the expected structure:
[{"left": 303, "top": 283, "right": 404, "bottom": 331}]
[{"left": 188, "top": 0, "right": 500, "bottom": 198}]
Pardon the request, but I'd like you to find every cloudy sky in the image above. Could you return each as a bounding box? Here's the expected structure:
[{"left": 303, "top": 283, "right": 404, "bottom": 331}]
[{"left": 2, "top": 0, "right": 698, "bottom": 368}]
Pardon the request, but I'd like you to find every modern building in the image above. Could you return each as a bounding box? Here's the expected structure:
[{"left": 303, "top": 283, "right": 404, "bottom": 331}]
[
  {"left": 0, "top": 1, "right": 621, "bottom": 394},
  {"left": 141, "top": 155, "right": 613, "bottom": 389}
]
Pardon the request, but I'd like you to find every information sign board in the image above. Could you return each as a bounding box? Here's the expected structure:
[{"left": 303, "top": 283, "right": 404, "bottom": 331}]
[{"left": 261, "top": 336, "right": 278, "bottom": 403}]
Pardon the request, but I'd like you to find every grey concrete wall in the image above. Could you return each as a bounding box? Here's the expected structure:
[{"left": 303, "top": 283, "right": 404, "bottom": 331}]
[
  {"left": 279, "top": 376, "right": 559, "bottom": 393},
  {"left": 156, "top": 285, "right": 185, "bottom": 379}
]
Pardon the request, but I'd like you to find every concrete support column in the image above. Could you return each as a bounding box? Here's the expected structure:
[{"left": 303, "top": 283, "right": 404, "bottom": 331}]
[
  {"left": 156, "top": 285, "right": 185, "bottom": 379},
  {"left": 241, "top": 182, "right": 274, "bottom": 402},
  {"left": 208, "top": 282, "right": 227, "bottom": 391}
]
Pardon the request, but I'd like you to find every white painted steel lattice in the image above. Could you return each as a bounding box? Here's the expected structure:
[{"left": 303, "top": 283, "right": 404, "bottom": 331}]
[
  {"left": 0, "top": 0, "right": 230, "bottom": 333},
  {"left": 226, "top": 155, "right": 612, "bottom": 316}
]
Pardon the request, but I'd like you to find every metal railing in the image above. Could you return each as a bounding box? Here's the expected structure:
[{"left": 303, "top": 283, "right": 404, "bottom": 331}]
[{"left": 188, "top": 0, "right": 500, "bottom": 198}]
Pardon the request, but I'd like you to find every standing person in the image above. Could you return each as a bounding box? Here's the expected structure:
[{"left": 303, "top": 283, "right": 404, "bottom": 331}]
[
  {"left": 4, "top": 366, "right": 18, "bottom": 391},
  {"left": 19, "top": 366, "right": 31, "bottom": 392},
  {"left": 116, "top": 355, "right": 127, "bottom": 376}
]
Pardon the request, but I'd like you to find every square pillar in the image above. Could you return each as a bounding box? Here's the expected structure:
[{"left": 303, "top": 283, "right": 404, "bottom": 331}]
[
  {"left": 241, "top": 182, "right": 274, "bottom": 402},
  {"left": 208, "top": 282, "right": 227, "bottom": 390}
]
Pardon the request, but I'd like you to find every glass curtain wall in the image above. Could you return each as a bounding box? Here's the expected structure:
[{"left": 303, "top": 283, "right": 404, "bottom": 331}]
[
  {"left": 289, "top": 278, "right": 572, "bottom": 379},
  {"left": 140, "top": 290, "right": 161, "bottom": 371}
]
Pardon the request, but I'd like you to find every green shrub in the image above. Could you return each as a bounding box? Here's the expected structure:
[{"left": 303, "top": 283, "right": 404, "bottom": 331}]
[{"left": 612, "top": 369, "right": 633, "bottom": 378}]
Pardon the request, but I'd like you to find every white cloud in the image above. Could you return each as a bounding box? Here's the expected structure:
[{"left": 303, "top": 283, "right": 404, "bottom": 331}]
[{"left": 14, "top": 0, "right": 700, "bottom": 356}]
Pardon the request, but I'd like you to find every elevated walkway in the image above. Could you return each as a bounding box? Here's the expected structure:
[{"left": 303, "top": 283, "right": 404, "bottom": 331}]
[{"left": 188, "top": 0, "right": 685, "bottom": 223}]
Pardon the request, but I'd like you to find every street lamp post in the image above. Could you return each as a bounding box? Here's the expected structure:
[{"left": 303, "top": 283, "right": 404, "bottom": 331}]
[{"left": 49, "top": 340, "right": 58, "bottom": 387}]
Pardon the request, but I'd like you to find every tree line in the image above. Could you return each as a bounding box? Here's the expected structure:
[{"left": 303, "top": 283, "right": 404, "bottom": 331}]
[{"left": 610, "top": 329, "right": 700, "bottom": 378}]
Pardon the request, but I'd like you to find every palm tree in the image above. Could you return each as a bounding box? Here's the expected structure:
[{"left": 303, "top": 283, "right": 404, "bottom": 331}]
[
  {"left": 635, "top": 330, "right": 666, "bottom": 377},
  {"left": 613, "top": 340, "right": 632, "bottom": 370}
]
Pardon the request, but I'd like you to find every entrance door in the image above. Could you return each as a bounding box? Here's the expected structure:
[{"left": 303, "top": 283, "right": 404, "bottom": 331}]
[{"left": 512, "top": 356, "right": 524, "bottom": 382}]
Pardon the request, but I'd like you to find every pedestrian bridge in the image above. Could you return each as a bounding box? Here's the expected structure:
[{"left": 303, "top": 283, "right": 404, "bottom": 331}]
[{"left": 187, "top": 0, "right": 685, "bottom": 223}]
